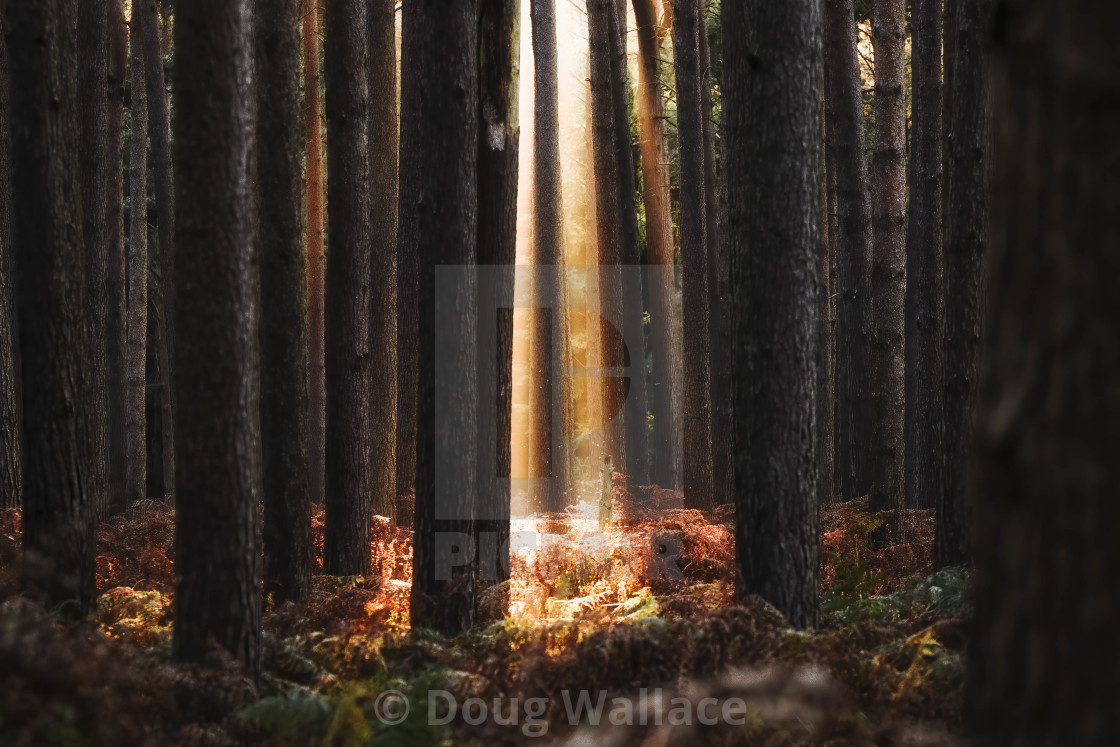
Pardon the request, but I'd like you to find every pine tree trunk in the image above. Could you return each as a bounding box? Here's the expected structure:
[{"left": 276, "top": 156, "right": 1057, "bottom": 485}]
[
  {"left": 936, "top": 0, "right": 989, "bottom": 569},
  {"left": 675, "top": 0, "right": 714, "bottom": 512},
  {"left": 125, "top": 29, "right": 148, "bottom": 508},
  {"left": 258, "top": 0, "right": 312, "bottom": 602},
  {"left": 632, "top": 0, "right": 678, "bottom": 490},
  {"left": 171, "top": 0, "right": 261, "bottom": 676},
  {"left": 727, "top": 0, "right": 821, "bottom": 629},
  {"left": 323, "top": 0, "right": 374, "bottom": 576},
  {"left": 8, "top": 0, "right": 96, "bottom": 613},
  {"left": 0, "top": 8, "right": 23, "bottom": 509},
  {"left": 302, "top": 0, "right": 326, "bottom": 510},
  {"left": 817, "top": 99, "right": 837, "bottom": 507},
  {"left": 824, "top": 0, "right": 873, "bottom": 500},
  {"left": 868, "top": 0, "right": 906, "bottom": 537},
  {"left": 968, "top": 0, "right": 1118, "bottom": 736},
  {"left": 409, "top": 0, "right": 480, "bottom": 637},
  {"left": 903, "top": 0, "right": 943, "bottom": 510}
]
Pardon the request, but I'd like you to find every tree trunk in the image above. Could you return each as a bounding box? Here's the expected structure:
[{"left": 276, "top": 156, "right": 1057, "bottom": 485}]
[
  {"left": 135, "top": 0, "right": 174, "bottom": 501},
  {"left": 409, "top": 0, "right": 479, "bottom": 637},
  {"left": 868, "top": 0, "right": 906, "bottom": 538},
  {"left": 824, "top": 0, "right": 873, "bottom": 500},
  {"left": 0, "top": 7, "right": 22, "bottom": 509},
  {"left": 477, "top": 0, "right": 520, "bottom": 602},
  {"left": 632, "top": 0, "right": 678, "bottom": 490},
  {"left": 323, "top": 0, "right": 374, "bottom": 576},
  {"left": 903, "top": 0, "right": 943, "bottom": 510},
  {"left": 529, "top": 0, "right": 574, "bottom": 512},
  {"left": 935, "top": 0, "right": 989, "bottom": 569},
  {"left": 817, "top": 98, "right": 836, "bottom": 507},
  {"left": 302, "top": 0, "right": 326, "bottom": 510},
  {"left": 967, "top": 0, "right": 1119, "bottom": 737},
  {"left": 125, "top": 28, "right": 148, "bottom": 508},
  {"left": 368, "top": 0, "right": 398, "bottom": 521},
  {"left": 171, "top": 0, "right": 261, "bottom": 676},
  {"left": 727, "top": 0, "right": 821, "bottom": 629},
  {"left": 608, "top": 0, "right": 650, "bottom": 487},
  {"left": 8, "top": 0, "right": 96, "bottom": 613},
  {"left": 106, "top": 1, "right": 128, "bottom": 515},
  {"left": 258, "top": 0, "right": 312, "bottom": 602},
  {"left": 675, "top": 0, "right": 714, "bottom": 512},
  {"left": 587, "top": 0, "right": 627, "bottom": 473}
]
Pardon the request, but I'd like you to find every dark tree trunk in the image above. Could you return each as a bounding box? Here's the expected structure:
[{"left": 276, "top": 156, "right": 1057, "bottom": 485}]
[
  {"left": 396, "top": 0, "right": 420, "bottom": 527},
  {"left": 125, "top": 27, "right": 148, "bottom": 507},
  {"left": 632, "top": 0, "right": 678, "bottom": 490},
  {"left": 608, "top": 0, "right": 650, "bottom": 487},
  {"left": 477, "top": 0, "right": 520, "bottom": 603},
  {"left": 303, "top": 0, "right": 326, "bottom": 510},
  {"left": 409, "top": 0, "right": 480, "bottom": 637},
  {"left": 529, "top": 0, "right": 573, "bottom": 512},
  {"left": 77, "top": 0, "right": 111, "bottom": 523},
  {"left": 817, "top": 98, "right": 836, "bottom": 507},
  {"left": 106, "top": 2, "right": 128, "bottom": 515},
  {"left": 935, "top": 0, "right": 989, "bottom": 569},
  {"left": 8, "top": 0, "right": 96, "bottom": 612},
  {"left": 727, "top": 0, "right": 821, "bottom": 629},
  {"left": 903, "top": 0, "right": 943, "bottom": 510},
  {"left": 675, "top": 0, "right": 714, "bottom": 512},
  {"left": 258, "top": 0, "right": 312, "bottom": 602},
  {"left": 824, "top": 0, "right": 873, "bottom": 500},
  {"left": 587, "top": 0, "right": 627, "bottom": 473},
  {"left": 0, "top": 8, "right": 22, "bottom": 509},
  {"left": 868, "top": 0, "right": 906, "bottom": 538},
  {"left": 368, "top": 0, "right": 398, "bottom": 522},
  {"left": 135, "top": 0, "right": 174, "bottom": 501},
  {"left": 171, "top": 0, "right": 261, "bottom": 676},
  {"left": 967, "top": 0, "right": 1119, "bottom": 737},
  {"left": 323, "top": 0, "right": 373, "bottom": 576}
]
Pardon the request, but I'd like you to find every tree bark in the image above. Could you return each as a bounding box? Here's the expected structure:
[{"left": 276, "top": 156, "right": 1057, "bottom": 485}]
[
  {"left": 632, "top": 0, "right": 678, "bottom": 490},
  {"left": 903, "top": 0, "right": 943, "bottom": 510},
  {"left": 727, "top": 0, "right": 821, "bottom": 629},
  {"left": 171, "top": 0, "right": 261, "bottom": 676},
  {"left": 302, "top": 0, "right": 326, "bottom": 510},
  {"left": 258, "top": 0, "right": 312, "bottom": 602},
  {"left": 125, "top": 27, "right": 148, "bottom": 508},
  {"left": 817, "top": 97, "right": 836, "bottom": 507},
  {"left": 936, "top": 0, "right": 989, "bottom": 569},
  {"left": 824, "top": 0, "right": 873, "bottom": 500},
  {"left": 967, "top": 0, "right": 1119, "bottom": 737},
  {"left": 0, "top": 6, "right": 23, "bottom": 508},
  {"left": 868, "top": 0, "right": 906, "bottom": 538},
  {"left": 675, "top": 0, "right": 714, "bottom": 512},
  {"left": 409, "top": 0, "right": 480, "bottom": 637},
  {"left": 323, "top": 0, "right": 374, "bottom": 576},
  {"left": 106, "top": 1, "right": 128, "bottom": 515},
  {"left": 8, "top": 0, "right": 96, "bottom": 612}
]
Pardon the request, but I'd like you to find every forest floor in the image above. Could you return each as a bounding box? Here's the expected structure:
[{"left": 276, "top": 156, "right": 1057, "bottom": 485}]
[{"left": 0, "top": 490, "right": 969, "bottom": 746}]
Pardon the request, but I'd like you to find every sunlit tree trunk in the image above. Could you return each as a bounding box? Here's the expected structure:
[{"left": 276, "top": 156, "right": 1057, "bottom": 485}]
[
  {"left": 0, "top": 8, "right": 22, "bottom": 509},
  {"left": 727, "top": 0, "right": 821, "bottom": 629}
]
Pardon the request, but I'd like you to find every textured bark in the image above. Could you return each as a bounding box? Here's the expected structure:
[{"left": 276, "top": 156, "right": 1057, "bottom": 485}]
[
  {"left": 125, "top": 30, "right": 148, "bottom": 507},
  {"left": 529, "top": 0, "right": 574, "bottom": 512},
  {"left": 587, "top": 0, "right": 627, "bottom": 472},
  {"left": 368, "top": 0, "right": 398, "bottom": 521},
  {"left": 303, "top": 0, "right": 326, "bottom": 509},
  {"left": 258, "top": 0, "right": 312, "bottom": 602},
  {"left": 77, "top": 0, "right": 112, "bottom": 523},
  {"left": 727, "top": 0, "right": 821, "bottom": 629},
  {"left": 323, "top": 0, "right": 374, "bottom": 576},
  {"left": 967, "top": 0, "right": 1118, "bottom": 737},
  {"left": 868, "top": 0, "right": 906, "bottom": 538},
  {"left": 608, "top": 0, "right": 650, "bottom": 487},
  {"left": 135, "top": 0, "right": 174, "bottom": 501},
  {"left": 8, "top": 0, "right": 96, "bottom": 612},
  {"left": 0, "top": 9, "right": 22, "bottom": 508},
  {"left": 106, "top": 2, "right": 128, "bottom": 515},
  {"left": 824, "top": 0, "right": 873, "bottom": 499},
  {"left": 936, "top": 0, "right": 989, "bottom": 570},
  {"left": 817, "top": 100, "right": 836, "bottom": 507},
  {"left": 903, "top": 0, "right": 943, "bottom": 510},
  {"left": 477, "top": 0, "right": 519, "bottom": 598},
  {"left": 409, "top": 0, "right": 479, "bottom": 637},
  {"left": 632, "top": 0, "right": 678, "bottom": 490},
  {"left": 675, "top": 0, "right": 714, "bottom": 512},
  {"left": 171, "top": 0, "right": 261, "bottom": 676}
]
